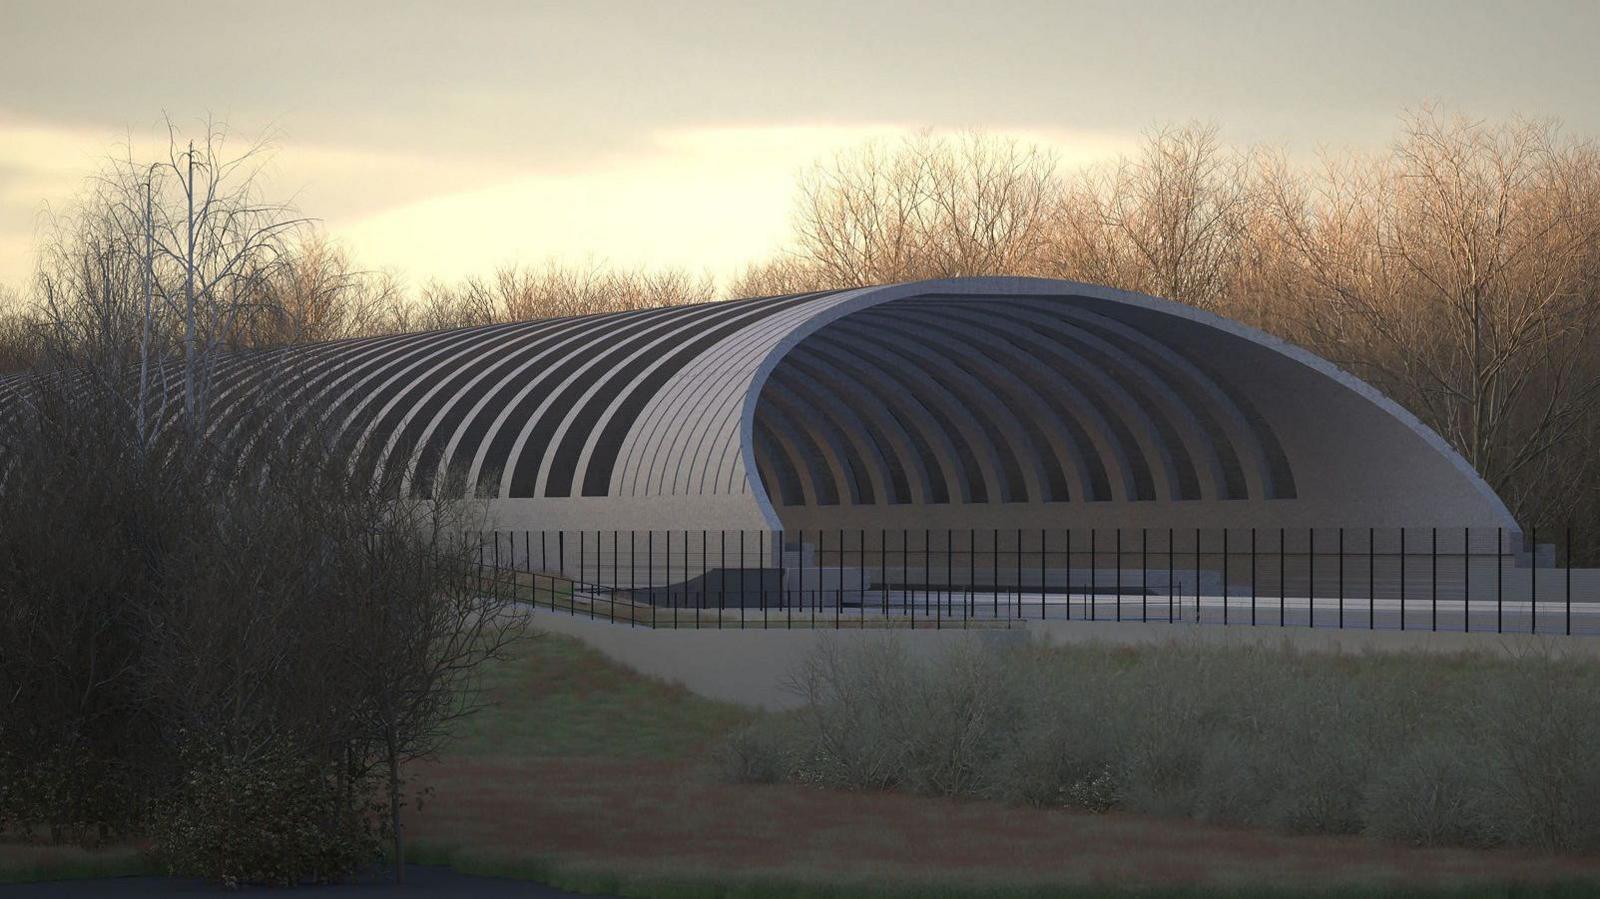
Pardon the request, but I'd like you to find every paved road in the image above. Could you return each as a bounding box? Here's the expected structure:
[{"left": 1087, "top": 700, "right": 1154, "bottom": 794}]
[
  {"left": 735, "top": 592, "right": 1600, "bottom": 635},
  {"left": 0, "top": 866, "right": 602, "bottom": 897}
]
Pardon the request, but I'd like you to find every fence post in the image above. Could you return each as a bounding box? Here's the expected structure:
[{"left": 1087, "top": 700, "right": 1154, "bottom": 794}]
[
  {"left": 1497, "top": 526, "right": 1504, "bottom": 634},
  {"left": 1463, "top": 526, "right": 1470, "bottom": 634},
  {"left": 1090, "top": 528, "right": 1097, "bottom": 622},
  {"left": 1250, "top": 527, "right": 1257, "bottom": 626},
  {"left": 1431, "top": 527, "right": 1438, "bottom": 632},
  {"left": 1531, "top": 525, "right": 1538, "bottom": 635},
  {"left": 883, "top": 527, "right": 896, "bottom": 620},
  {"left": 1116, "top": 528, "right": 1124, "bottom": 622},
  {"left": 1567, "top": 526, "right": 1573, "bottom": 636},
  {"left": 628, "top": 531, "right": 635, "bottom": 628},
  {"left": 1066, "top": 529, "right": 1073, "bottom": 621},
  {"left": 648, "top": 531, "right": 655, "bottom": 629},
  {"left": 1041, "top": 528, "right": 1048, "bottom": 620},
  {"left": 1338, "top": 527, "right": 1345, "bottom": 629},
  {"left": 908, "top": 527, "right": 921, "bottom": 627},
  {"left": 960, "top": 524, "right": 972, "bottom": 623},
  {"left": 1221, "top": 529, "right": 1227, "bottom": 626},
  {"left": 1167, "top": 527, "right": 1174, "bottom": 624},
  {"left": 1368, "top": 527, "right": 1374, "bottom": 631},
  {"left": 1281, "top": 528, "right": 1288, "bottom": 628},
  {"left": 741, "top": 530, "right": 748, "bottom": 631},
  {"left": 1399, "top": 528, "right": 1406, "bottom": 632},
  {"left": 1141, "top": 528, "right": 1148, "bottom": 623}
]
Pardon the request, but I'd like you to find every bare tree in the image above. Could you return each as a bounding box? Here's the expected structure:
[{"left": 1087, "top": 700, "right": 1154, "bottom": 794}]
[
  {"left": 416, "top": 261, "right": 716, "bottom": 329},
  {"left": 1262, "top": 108, "right": 1600, "bottom": 522},
  {"left": 32, "top": 118, "right": 311, "bottom": 440},
  {"left": 1048, "top": 123, "right": 1256, "bottom": 311},
  {"left": 782, "top": 131, "right": 1059, "bottom": 287}
]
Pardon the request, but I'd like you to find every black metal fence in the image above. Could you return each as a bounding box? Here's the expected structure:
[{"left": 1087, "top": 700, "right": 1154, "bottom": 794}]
[{"left": 471, "top": 527, "right": 1600, "bottom": 634}]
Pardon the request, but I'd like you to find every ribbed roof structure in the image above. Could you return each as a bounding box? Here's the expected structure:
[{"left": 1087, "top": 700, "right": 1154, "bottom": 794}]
[{"left": 12, "top": 278, "right": 1518, "bottom": 534}]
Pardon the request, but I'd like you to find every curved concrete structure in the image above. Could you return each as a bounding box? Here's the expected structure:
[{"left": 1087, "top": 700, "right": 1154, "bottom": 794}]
[{"left": 18, "top": 278, "right": 1516, "bottom": 538}]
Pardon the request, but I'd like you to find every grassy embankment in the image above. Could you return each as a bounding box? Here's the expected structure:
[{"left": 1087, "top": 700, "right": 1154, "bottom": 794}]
[{"left": 406, "top": 631, "right": 1600, "bottom": 898}]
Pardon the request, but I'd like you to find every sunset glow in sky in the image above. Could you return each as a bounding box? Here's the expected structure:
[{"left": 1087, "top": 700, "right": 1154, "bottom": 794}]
[{"left": 3, "top": 0, "right": 1597, "bottom": 292}]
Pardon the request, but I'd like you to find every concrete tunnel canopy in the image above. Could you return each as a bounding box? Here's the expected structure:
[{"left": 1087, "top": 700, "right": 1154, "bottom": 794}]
[{"left": 92, "top": 277, "right": 1516, "bottom": 537}]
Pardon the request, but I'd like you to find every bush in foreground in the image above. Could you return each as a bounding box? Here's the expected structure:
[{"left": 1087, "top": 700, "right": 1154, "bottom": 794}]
[{"left": 718, "top": 636, "right": 1600, "bottom": 852}]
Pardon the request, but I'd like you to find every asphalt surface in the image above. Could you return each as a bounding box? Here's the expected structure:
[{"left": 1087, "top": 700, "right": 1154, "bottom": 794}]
[{"left": 0, "top": 866, "right": 601, "bottom": 897}]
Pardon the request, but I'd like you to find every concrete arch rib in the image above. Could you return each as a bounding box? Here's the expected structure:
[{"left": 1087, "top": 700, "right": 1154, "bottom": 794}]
[
  {"left": 145, "top": 275, "right": 1516, "bottom": 536},
  {"left": 930, "top": 301, "right": 1206, "bottom": 501},
  {"left": 845, "top": 312, "right": 1068, "bottom": 501},
  {"left": 728, "top": 278, "right": 1515, "bottom": 533}
]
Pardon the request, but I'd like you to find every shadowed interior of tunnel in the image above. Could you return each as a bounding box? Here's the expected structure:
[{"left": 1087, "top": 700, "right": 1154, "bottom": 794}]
[{"left": 750, "top": 292, "right": 1297, "bottom": 533}]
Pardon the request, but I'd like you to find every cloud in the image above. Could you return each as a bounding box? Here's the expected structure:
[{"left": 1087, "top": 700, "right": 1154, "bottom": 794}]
[
  {"left": 0, "top": 116, "right": 1137, "bottom": 292},
  {"left": 330, "top": 123, "right": 1137, "bottom": 286}
]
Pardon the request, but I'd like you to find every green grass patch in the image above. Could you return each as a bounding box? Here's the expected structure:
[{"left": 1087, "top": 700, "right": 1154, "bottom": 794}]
[{"left": 450, "top": 630, "right": 750, "bottom": 759}]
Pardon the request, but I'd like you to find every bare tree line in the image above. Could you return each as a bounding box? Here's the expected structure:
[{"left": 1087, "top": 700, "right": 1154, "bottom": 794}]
[
  {"left": 4, "top": 108, "right": 1598, "bottom": 536},
  {"left": 735, "top": 110, "right": 1600, "bottom": 538}
]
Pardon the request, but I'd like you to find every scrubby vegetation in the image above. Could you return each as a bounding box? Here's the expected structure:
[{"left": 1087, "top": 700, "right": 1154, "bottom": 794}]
[
  {"left": 0, "top": 378, "right": 524, "bottom": 884},
  {"left": 718, "top": 636, "right": 1600, "bottom": 853}
]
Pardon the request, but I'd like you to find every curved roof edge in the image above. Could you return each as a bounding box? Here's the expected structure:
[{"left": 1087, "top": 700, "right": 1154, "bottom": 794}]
[{"left": 737, "top": 276, "right": 1518, "bottom": 532}]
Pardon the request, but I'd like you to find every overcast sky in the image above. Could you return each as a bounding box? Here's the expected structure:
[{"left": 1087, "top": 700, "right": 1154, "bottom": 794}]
[{"left": 2, "top": 0, "right": 1598, "bottom": 291}]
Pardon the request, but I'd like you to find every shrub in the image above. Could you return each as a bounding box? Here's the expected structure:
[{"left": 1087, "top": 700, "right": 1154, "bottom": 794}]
[
  {"left": 718, "top": 634, "right": 1600, "bottom": 854},
  {"left": 713, "top": 718, "right": 798, "bottom": 785},
  {"left": 152, "top": 740, "right": 385, "bottom": 887}
]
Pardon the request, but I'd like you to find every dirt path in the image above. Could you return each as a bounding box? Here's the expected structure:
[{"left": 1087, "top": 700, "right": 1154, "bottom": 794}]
[{"left": 410, "top": 755, "right": 1600, "bottom": 893}]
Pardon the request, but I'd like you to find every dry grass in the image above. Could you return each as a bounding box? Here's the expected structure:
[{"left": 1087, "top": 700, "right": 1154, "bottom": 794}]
[{"left": 407, "top": 632, "right": 1600, "bottom": 896}]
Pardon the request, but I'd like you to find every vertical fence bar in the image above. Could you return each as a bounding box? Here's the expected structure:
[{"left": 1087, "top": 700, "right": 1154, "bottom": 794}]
[
  {"left": 628, "top": 531, "right": 635, "bottom": 628},
  {"left": 837, "top": 528, "right": 845, "bottom": 629},
  {"left": 1310, "top": 528, "right": 1318, "bottom": 628},
  {"left": 1531, "top": 525, "right": 1538, "bottom": 635},
  {"left": 1250, "top": 528, "right": 1257, "bottom": 626},
  {"left": 964, "top": 530, "right": 973, "bottom": 620},
  {"left": 1040, "top": 528, "right": 1048, "bottom": 620},
  {"left": 1167, "top": 527, "right": 1175, "bottom": 623},
  {"left": 1195, "top": 528, "right": 1202, "bottom": 626},
  {"left": 1337, "top": 528, "right": 1345, "bottom": 629},
  {"left": 1497, "top": 526, "right": 1504, "bottom": 634},
  {"left": 1280, "top": 528, "right": 1288, "bottom": 628},
  {"left": 611, "top": 530, "right": 618, "bottom": 623},
  {"left": 1116, "top": 528, "right": 1124, "bottom": 622},
  {"left": 883, "top": 529, "right": 892, "bottom": 625},
  {"left": 904, "top": 529, "right": 912, "bottom": 629},
  {"left": 1567, "top": 526, "right": 1573, "bottom": 637},
  {"left": 1399, "top": 528, "right": 1406, "bottom": 632},
  {"left": 1065, "top": 529, "right": 1073, "bottom": 621},
  {"left": 648, "top": 531, "right": 655, "bottom": 629},
  {"left": 1221, "top": 529, "right": 1228, "bottom": 626},
  {"left": 1018, "top": 528, "right": 1025, "bottom": 621},
  {"left": 922, "top": 529, "right": 930, "bottom": 619},
  {"left": 1431, "top": 527, "right": 1438, "bottom": 632},
  {"left": 986, "top": 529, "right": 995, "bottom": 623},
  {"left": 1368, "top": 528, "right": 1375, "bottom": 630},
  {"left": 1141, "top": 529, "right": 1148, "bottom": 622},
  {"left": 1090, "top": 529, "right": 1098, "bottom": 622},
  {"left": 1463, "top": 526, "right": 1470, "bottom": 634}
]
